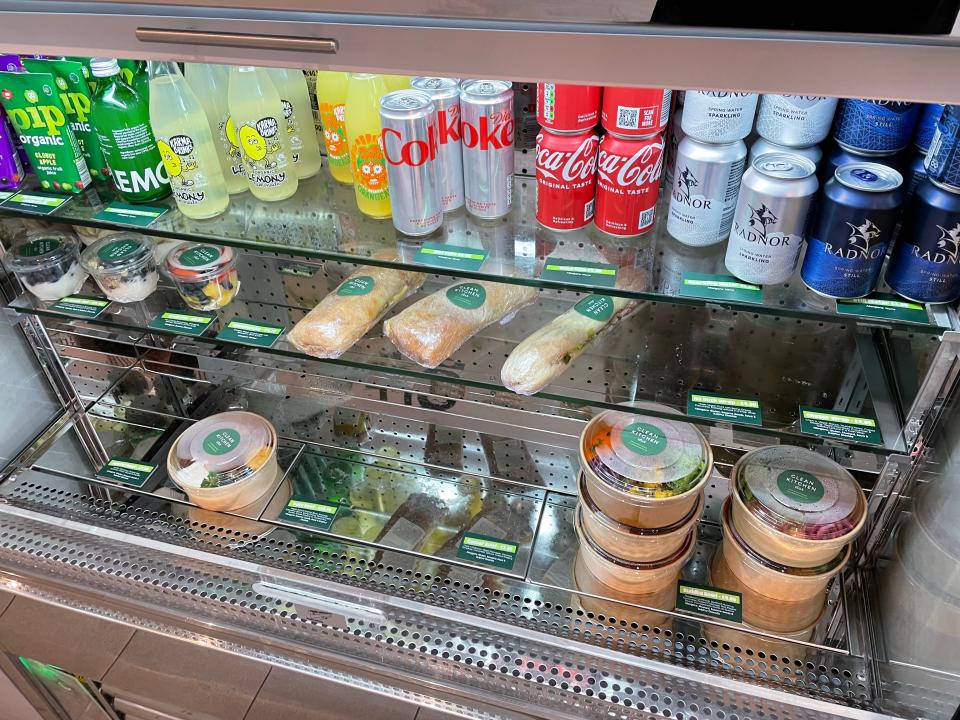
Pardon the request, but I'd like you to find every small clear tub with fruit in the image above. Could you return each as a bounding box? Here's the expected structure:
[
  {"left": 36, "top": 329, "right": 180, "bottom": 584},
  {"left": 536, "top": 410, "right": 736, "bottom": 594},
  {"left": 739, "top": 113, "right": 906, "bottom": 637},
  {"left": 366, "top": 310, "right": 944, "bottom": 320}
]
[{"left": 164, "top": 242, "right": 239, "bottom": 310}]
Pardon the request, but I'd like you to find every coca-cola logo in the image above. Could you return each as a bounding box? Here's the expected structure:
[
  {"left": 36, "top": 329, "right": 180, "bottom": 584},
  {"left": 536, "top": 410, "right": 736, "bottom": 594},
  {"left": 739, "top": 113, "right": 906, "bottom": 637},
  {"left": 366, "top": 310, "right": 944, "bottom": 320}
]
[
  {"left": 536, "top": 133, "right": 599, "bottom": 182},
  {"left": 382, "top": 125, "right": 438, "bottom": 167},
  {"left": 438, "top": 105, "right": 461, "bottom": 145},
  {"left": 596, "top": 138, "right": 664, "bottom": 188},
  {"left": 462, "top": 111, "right": 514, "bottom": 150}
]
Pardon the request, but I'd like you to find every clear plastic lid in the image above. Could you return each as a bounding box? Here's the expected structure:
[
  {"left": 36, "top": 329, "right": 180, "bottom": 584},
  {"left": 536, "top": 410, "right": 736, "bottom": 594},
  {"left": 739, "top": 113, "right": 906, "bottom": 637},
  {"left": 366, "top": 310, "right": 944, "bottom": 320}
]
[
  {"left": 169, "top": 411, "right": 276, "bottom": 490},
  {"left": 81, "top": 232, "right": 156, "bottom": 274},
  {"left": 4, "top": 231, "right": 80, "bottom": 272},
  {"left": 165, "top": 242, "right": 236, "bottom": 282},
  {"left": 733, "top": 446, "right": 866, "bottom": 541},
  {"left": 581, "top": 404, "right": 710, "bottom": 498}
]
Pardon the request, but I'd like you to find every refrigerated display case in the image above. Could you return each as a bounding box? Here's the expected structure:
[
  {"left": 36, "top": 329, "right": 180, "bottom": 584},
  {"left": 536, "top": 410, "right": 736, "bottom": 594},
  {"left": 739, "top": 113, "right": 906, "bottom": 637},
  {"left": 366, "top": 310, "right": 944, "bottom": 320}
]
[{"left": 0, "top": 3, "right": 959, "bottom": 719}]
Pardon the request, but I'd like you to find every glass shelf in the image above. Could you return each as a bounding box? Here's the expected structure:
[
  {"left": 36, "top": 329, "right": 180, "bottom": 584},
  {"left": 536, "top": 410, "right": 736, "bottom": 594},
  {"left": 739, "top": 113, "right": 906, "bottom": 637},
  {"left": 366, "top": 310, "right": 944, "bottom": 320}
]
[{"left": 0, "top": 165, "right": 952, "bottom": 335}]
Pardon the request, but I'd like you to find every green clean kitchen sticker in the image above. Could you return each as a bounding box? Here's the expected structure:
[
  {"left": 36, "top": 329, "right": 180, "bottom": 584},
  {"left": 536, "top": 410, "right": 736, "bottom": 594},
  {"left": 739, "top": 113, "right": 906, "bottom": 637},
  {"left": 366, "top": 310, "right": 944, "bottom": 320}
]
[
  {"left": 414, "top": 242, "right": 489, "bottom": 271},
  {"left": 279, "top": 497, "right": 341, "bottom": 531},
  {"left": 799, "top": 406, "right": 883, "bottom": 445},
  {"left": 687, "top": 391, "right": 762, "bottom": 426},
  {"left": 679, "top": 272, "right": 763, "bottom": 304},
  {"left": 0, "top": 191, "right": 71, "bottom": 215},
  {"left": 457, "top": 533, "right": 519, "bottom": 570},
  {"left": 620, "top": 422, "right": 667, "bottom": 456},
  {"left": 202, "top": 428, "right": 241, "bottom": 455},
  {"left": 446, "top": 282, "right": 486, "bottom": 309},
  {"left": 92, "top": 202, "right": 169, "bottom": 228},
  {"left": 573, "top": 294, "right": 615, "bottom": 321},
  {"left": 49, "top": 295, "right": 110, "bottom": 318},
  {"left": 676, "top": 581, "right": 743, "bottom": 623},
  {"left": 541, "top": 259, "right": 618, "bottom": 288},
  {"left": 337, "top": 276, "right": 375, "bottom": 296},
  {"left": 148, "top": 309, "right": 215, "bottom": 336},
  {"left": 777, "top": 469, "right": 825, "bottom": 504},
  {"left": 216, "top": 318, "right": 285, "bottom": 348},
  {"left": 96, "top": 457, "right": 157, "bottom": 488},
  {"left": 836, "top": 293, "right": 929, "bottom": 325}
]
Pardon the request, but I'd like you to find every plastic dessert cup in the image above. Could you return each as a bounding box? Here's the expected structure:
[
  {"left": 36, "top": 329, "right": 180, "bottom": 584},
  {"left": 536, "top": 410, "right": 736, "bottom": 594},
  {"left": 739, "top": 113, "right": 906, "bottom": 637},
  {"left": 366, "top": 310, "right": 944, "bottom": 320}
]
[
  {"left": 730, "top": 446, "right": 866, "bottom": 568},
  {"left": 80, "top": 232, "right": 158, "bottom": 303},
  {"left": 4, "top": 230, "right": 88, "bottom": 301},
  {"left": 579, "top": 402, "right": 713, "bottom": 528},
  {"left": 164, "top": 242, "right": 239, "bottom": 310}
]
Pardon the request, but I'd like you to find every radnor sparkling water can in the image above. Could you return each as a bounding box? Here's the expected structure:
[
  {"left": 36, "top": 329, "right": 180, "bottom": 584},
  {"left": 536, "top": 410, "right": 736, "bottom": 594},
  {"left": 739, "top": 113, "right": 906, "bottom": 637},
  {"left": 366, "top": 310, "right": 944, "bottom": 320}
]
[
  {"left": 412, "top": 76, "right": 465, "bottom": 212},
  {"left": 460, "top": 79, "right": 514, "bottom": 219},
  {"left": 756, "top": 95, "right": 838, "bottom": 147},
  {"left": 681, "top": 91, "right": 759, "bottom": 143},
  {"left": 749, "top": 137, "right": 822, "bottom": 168},
  {"left": 725, "top": 153, "right": 818, "bottom": 285},
  {"left": 667, "top": 136, "right": 747, "bottom": 246}
]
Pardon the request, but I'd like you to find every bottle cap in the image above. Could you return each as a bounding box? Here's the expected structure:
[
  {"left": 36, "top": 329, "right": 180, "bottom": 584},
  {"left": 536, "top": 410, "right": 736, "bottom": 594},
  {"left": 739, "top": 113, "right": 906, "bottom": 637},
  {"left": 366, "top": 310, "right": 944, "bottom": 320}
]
[{"left": 89, "top": 58, "right": 121, "bottom": 78}]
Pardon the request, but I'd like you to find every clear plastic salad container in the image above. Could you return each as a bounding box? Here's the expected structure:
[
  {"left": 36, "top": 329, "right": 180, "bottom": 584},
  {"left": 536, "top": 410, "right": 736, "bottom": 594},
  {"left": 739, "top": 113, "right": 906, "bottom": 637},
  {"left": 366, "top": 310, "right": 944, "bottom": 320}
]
[
  {"left": 579, "top": 402, "right": 712, "bottom": 528},
  {"left": 4, "top": 230, "right": 88, "bottom": 301},
  {"left": 80, "top": 232, "right": 158, "bottom": 302},
  {"left": 164, "top": 242, "right": 239, "bottom": 310},
  {"left": 730, "top": 446, "right": 866, "bottom": 567},
  {"left": 167, "top": 411, "right": 278, "bottom": 511}
]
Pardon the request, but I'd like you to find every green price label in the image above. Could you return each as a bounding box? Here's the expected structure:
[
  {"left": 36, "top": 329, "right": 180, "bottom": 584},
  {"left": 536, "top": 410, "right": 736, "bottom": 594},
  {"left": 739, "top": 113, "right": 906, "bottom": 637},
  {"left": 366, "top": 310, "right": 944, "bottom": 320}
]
[
  {"left": 446, "top": 282, "right": 486, "bottom": 309},
  {"left": 279, "top": 497, "right": 341, "bottom": 531},
  {"left": 414, "top": 242, "right": 489, "bottom": 271},
  {"left": 49, "top": 295, "right": 110, "bottom": 318},
  {"left": 147, "top": 309, "right": 215, "bottom": 336},
  {"left": 96, "top": 457, "right": 157, "bottom": 488},
  {"left": 0, "top": 190, "right": 13, "bottom": 202},
  {"left": 1, "top": 191, "right": 71, "bottom": 215},
  {"left": 799, "top": 406, "right": 883, "bottom": 446},
  {"left": 676, "top": 581, "right": 743, "bottom": 623},
  {"left": 687, "top": 390, "right": 762, "bottom": 426},
  {"left": 541, "top": 259, "right": 618, "bottom": 288},
  {"left": 457, "top": 532, "right": 519, "bottom": 570},
  {"left": 835, "top": 293, "right": 929, "bottom": 325},
  {"left": 679, "top": 272, "right": 763, "bottom": 304},
  {"left": 92, "top": 202, "right": 169, "bottom": 228},
  {"left": 573, "top": 294, "right": 615, "bottom": 321},
  {"left": 216, "top": 318, "right": 285, "bottom": 348},
  {"left": 278, "top": 263, "right": 318, "bottom": 278}
]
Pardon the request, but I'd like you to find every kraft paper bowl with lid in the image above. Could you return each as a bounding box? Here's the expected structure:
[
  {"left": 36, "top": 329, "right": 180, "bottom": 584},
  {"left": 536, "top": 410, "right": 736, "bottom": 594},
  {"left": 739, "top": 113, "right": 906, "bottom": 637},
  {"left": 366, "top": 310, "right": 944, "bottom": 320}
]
[
  {"left": 703, "top": 605, "right": 824, "bottom": 661},
  {"left": 579, "top": 402, "right": 713, "bottom": 528},
  {"left": 578, "top": 471, "right": 704, "bottom": 563},
  {"left": 730, "top": 446, "right": 866, "bottom": 568},
  {"left": 164, "top": 242, "right": 239, "bottom": 311},
  {"left": 574, "top": 505, "right": 695, "bottom": 595},
  {"left": 167, "top": 410, "right": 279, "bottom": 511},
  {"left": 4, "top": 229, "right": 88, "bottom": 301},
  {"left": 80, "top": 232, "right": 158, "bottom": 303},
  {"left": 572, "top": 554, "right": 676, "bottom": 631}
]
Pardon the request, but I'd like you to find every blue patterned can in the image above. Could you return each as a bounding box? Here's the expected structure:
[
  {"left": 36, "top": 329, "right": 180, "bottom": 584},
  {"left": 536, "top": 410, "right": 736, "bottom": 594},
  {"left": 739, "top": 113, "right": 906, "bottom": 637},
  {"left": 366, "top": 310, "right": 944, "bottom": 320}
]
[
  {"left": 801, "top": 163, "right": 904, "bottom": 298},
  {"left": 914, "top": 103, "right": 945, "bottom": 153},
  {"left": 832, "top": 100, "right": 921, "bottom": 155},
  {"left": 886, "top": 178, "right": 960, "bottom": 304},
  {"left": 902, "top": 150, "right": 928, "bottom": 205},
  {"left": 819, "top": 143, "right": 903, "bottom": 187},
  {"left": 923, "top": 104, "right": 960, "bottom": 192}
]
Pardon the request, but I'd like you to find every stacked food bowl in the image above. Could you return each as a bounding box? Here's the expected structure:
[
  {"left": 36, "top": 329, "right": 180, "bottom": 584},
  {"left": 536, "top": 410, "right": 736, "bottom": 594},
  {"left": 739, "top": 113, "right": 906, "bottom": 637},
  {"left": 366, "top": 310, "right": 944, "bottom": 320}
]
[{"left": 574, "top": 403, "right": 712, "bottom": 627}]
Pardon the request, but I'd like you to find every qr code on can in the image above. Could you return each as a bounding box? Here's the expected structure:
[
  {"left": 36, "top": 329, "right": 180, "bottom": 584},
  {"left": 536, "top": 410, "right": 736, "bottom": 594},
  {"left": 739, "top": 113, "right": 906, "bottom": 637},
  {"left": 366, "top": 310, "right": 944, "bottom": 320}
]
[
  {"left": 584, "top": 197, "right": 595, "bottom": 221},
  {"left": 617, "top": 105, "right": 640, "bottom": 130},
  {"left": 639, "top": 207, "right": 655, "bottom": 229}
]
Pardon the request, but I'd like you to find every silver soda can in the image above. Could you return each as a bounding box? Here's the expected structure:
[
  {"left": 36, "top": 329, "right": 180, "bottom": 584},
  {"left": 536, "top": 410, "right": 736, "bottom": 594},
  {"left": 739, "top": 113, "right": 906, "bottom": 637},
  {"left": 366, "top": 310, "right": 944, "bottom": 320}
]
[
  {"left": 664, "top": 104, "right": 685, "bottom": 185},
  {"left": 667, "top": 136, "right": 748, "bottom": 246},
  {"left": 681, "top": 91, "right": 759, "bottom": 143},
  {"left": 460, "top": 80, "right": 515, "bottom": 219},
  {"left": 725, "top": 153, "right": 819, "bottom": 285},
  {"left": 412, "top": 76, "right": 464, "bottom": 212},
  {"left": 380, "top": 90, "right": 443, "bottom": 237},
  {"left": 756, "top": 95, "right": 838, "bottom": 147},
  {"left": 749, "top": 137, "right": 822, "bottom": 168}
]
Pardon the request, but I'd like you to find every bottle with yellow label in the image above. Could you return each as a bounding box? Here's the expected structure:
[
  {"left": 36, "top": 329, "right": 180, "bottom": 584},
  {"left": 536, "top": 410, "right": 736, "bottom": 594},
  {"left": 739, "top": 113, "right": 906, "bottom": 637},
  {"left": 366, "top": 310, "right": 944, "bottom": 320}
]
[
  {"left": 227, "top": 65, "right": 298, "bottom": 202},
  {"left": 148, "top": 61, "right": 229, "bottom": 220},
  {"left": 184, "top": 62, "right": 247, "bottom": 195},
  {"left": 265, "top": 67, "right": 322, "bottom": 181},
  {"left": 345, "top": 73, "right": 391, "bottom": 218},
  {"left": 315, "top": 70, "right": 352, "bottom": 185},
  {"left": 383, "top": 75, "right": 412, "bottom": 93}
]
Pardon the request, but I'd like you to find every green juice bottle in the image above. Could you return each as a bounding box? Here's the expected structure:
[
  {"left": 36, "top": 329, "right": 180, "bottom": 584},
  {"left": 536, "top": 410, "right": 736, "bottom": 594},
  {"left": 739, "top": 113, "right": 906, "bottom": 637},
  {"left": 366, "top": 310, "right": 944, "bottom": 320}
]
[{"left": 90, "top": 57, "right": 170, "bottom": 203}]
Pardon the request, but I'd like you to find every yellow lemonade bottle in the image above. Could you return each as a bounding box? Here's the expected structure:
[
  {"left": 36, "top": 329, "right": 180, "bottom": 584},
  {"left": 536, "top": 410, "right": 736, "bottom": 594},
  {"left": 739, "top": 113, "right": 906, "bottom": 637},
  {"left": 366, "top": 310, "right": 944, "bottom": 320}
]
[
  {"left": 383, "top": 75, "right": 412, "bottom": 93},
  {"left": 345, "top": 73, "right": 390, "bottom": 218},
  {"left": 183, "top": 63, "right": 247, "bottom": 195},
  {"left": 314, "top": 70, "right": 352, "bottom": 185},
  {"left": 265, "top": 67, "right": 322, "bottom": 180},
  {"left": 148, "top": 61, "right": 229, "bottom": 219},
  {"left": 227, "top": 66, "right": 298, "bottom": 202}
]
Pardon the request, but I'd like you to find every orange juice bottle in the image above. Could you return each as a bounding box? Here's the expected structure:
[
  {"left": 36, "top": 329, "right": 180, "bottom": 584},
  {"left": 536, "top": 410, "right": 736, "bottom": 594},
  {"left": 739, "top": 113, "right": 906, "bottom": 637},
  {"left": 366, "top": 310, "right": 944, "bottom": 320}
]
[
  {"left": 345, "top": 73, "right": 390, "bottom": 218},
  {"left": 315, "top": 71, "right": 352, "bottom": 185}
]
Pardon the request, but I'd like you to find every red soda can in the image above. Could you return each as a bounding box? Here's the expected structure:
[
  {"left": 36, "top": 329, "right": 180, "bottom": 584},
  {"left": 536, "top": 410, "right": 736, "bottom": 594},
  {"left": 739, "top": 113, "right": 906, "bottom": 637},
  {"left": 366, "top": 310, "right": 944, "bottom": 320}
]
[
  {"left": 601, "top": 87, "right": 672, "bottom": 137},
  {"left": 537, "top": 83, "right": 602, "bottom": 133},
  {"left": 594, "top": 132, "right": 665, "bottom": 237},
  {"left": 536, "top": 129, "right": 599, "bottom": 231}
]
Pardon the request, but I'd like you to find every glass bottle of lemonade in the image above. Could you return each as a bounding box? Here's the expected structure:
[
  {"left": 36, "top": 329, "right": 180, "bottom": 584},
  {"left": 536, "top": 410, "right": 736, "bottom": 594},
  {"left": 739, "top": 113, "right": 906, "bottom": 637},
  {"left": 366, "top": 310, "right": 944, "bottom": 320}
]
[
  {"left": 148, "top": 61, "right": 229, "bottom": 220},
  {"left": 265, "top": 67, "right": 322, "bottom": 180},
  {"left": 227, "top": 65, "right": 298, "bottom": 202},
  {"left": 383, "top": 75, "right": 412, "bottom": 93},
  {"left": 184, "top": 63, "right": 247, "bottom": 195},
  {"left": 315, "top": 71, "right": 352, "bottom": 185},
  {"left": 345, "top": 73, "right": 390, "bottom": 218}
]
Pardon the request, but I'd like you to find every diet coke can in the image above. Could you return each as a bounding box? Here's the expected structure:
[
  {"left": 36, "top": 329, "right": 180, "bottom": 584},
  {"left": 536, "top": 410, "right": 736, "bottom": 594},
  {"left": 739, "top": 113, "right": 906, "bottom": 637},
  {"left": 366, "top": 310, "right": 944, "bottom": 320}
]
[
  {"left": 461, "top": 80, "right": 515, "bottom": 219},
  {"left": 601, "top": 86, "right": 671, "bottom": 137},
  {"left": 535, "top": 129, "right": 599, "bottom": 231},
  {"left": 537, "top": 83, "right": 602, "bottom": 133},
  {"left": 594, "top": 132, "right": 665, "bottom": 237},
  {"left": 412, "top": 76, "right": 464, "bottom": 211},
  {"left": 380, "top": 90, "right": 443, "bottom": 237}
]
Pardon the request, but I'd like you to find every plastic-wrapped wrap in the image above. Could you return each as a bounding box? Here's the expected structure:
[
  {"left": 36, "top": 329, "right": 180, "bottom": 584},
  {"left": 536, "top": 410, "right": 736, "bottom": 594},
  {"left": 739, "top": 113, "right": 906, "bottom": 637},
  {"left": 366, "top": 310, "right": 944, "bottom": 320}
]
[
  {"left": 288, "top": 263, "right": 426, "bottom": 358},
  {"left": 384, "top": 276, "right": 538, "bottom": 368}
]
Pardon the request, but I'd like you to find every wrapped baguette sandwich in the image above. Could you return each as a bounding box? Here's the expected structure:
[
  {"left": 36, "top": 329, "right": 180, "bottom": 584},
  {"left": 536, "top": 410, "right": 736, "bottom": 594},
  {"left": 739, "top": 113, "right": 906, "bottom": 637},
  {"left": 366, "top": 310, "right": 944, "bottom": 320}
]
[
  {"left": 384, "top": 276, "right": 539, "bottom": 368},
  {"left": 288, "top": 260, "right": 426, "bottom": 358}
]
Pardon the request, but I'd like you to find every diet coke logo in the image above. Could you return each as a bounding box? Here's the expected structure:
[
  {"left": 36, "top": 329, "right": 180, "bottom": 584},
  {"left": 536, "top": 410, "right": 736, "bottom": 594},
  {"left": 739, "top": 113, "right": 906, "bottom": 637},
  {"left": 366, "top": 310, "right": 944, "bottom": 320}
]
[
  {"left": 382, "top": 125, "right": 438, "bottom": 167},
  {"left": 462, "top": 111, "right": 514, "bottom": 150},
  {"left": 597, "top": 138, "right": 664, "bottom": 188},
  {"left": 536, "top": 133, "right": 599, "bottom": 182}
]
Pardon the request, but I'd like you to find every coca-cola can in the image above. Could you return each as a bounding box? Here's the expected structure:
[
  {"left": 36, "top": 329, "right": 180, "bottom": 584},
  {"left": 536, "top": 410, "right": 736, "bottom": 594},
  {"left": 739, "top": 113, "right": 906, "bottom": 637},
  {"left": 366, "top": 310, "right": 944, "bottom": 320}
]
[
  {"left": 380, "top": 90, "right": 443, "bottom": 237},
  {"left": 412, "top": 76, "right": 464, "bottom": 212},
  {"left": 601, "top": 87, "right": 672, "bottom": 137},
  {"left": 537, "top": 83, "right": 602, "bottom": 134},
  {"left": 594, "top": 132, "right": 665, "bottom": 237},
  {"left": 535, "top": 129, "right": 599, "bottom": 231},
  {"left": 461, "top": 79, "right": 515, "bottom": 219}
]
